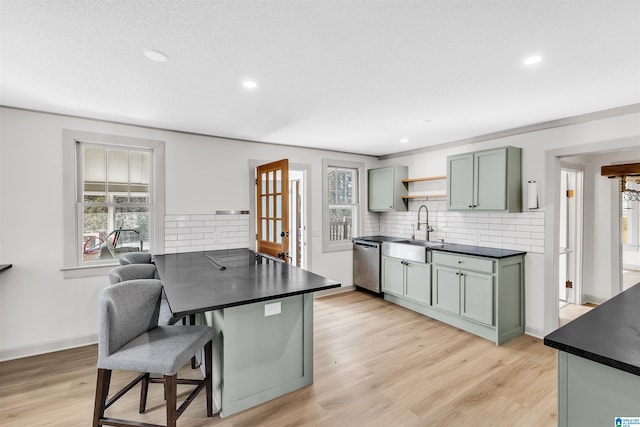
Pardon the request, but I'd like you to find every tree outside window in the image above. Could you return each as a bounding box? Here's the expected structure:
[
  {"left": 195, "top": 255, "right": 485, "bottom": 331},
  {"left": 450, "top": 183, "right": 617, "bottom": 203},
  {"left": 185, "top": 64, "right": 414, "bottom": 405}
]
[{"left": 327, "top": 166, "right": 358, "bottom": 242}]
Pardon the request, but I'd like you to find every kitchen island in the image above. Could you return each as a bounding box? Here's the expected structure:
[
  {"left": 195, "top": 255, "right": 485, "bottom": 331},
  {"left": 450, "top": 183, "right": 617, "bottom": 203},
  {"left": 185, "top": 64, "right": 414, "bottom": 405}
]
[
  {"left": 154, "top": 249, "right": 341, "bottom": 417},
  {"left": 544, "top": 283, "right": 640, "bottom": 426}
]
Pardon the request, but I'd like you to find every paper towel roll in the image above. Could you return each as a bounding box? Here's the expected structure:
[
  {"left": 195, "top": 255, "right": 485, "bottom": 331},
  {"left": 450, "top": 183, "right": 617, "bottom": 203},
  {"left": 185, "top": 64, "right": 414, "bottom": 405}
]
[{"left": 527, "top": 180, "right": 538, "bottom": 210}]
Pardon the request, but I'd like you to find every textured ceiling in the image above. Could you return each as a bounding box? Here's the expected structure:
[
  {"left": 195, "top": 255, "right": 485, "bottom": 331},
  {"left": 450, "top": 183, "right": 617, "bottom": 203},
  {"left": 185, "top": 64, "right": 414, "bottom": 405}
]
[{"left": 1, "top": 0, "right": 639, "bottom": 156}]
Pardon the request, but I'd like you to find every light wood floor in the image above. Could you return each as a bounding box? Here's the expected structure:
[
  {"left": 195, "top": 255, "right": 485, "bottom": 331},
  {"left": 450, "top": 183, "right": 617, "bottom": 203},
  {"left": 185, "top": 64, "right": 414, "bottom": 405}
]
[{"left": 0, "top": 291, "right": 557, "bottom": 426}]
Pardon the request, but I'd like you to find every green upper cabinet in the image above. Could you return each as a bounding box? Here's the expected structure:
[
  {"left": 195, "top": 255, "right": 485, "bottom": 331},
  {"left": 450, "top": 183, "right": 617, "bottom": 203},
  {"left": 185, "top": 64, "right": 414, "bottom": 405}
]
[
  {"left": 447, "top": 146, "right": 522, "bottom": 212},
  {"left": 368, "top": 165, "right": 408, "bottom": 212}
]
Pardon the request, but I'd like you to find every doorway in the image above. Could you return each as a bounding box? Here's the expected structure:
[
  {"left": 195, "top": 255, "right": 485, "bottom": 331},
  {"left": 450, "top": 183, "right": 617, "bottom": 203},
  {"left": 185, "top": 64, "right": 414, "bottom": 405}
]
[
  {"left": 558, "top": 165, "right": 585, "bottom": 325},
  {"left": 249, "top": 160, "right": 309, "bottom": 270},
  {"left": 622, "top": 179, "right": 640, "bottom": 290}
]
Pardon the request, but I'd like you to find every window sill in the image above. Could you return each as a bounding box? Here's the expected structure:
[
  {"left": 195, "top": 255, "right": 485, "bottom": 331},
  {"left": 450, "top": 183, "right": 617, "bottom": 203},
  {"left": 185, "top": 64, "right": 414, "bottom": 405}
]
[{"left": 61, "top": 263, "right": 118, "bottom": 279}]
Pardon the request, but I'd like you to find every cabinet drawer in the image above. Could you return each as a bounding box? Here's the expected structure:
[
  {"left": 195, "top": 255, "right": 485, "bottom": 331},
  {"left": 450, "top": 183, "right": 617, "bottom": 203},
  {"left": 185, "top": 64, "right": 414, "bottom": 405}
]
[{"left": 432, "top": 252, "right": 494, "bottom": 274}]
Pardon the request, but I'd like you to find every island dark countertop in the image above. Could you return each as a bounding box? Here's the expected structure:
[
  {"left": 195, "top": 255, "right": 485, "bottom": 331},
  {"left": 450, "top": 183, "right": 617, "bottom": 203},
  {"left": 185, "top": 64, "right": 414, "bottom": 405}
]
[
  {"left": 154, "top": 249, "right": 341, "bottom": 318},
  {"left": 544, "top": 282, "right": 640, "bottom": 377}
]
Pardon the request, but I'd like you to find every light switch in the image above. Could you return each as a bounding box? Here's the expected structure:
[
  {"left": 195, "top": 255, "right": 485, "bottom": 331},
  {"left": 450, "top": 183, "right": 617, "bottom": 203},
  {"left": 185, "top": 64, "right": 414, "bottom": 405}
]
[{"left": 264, "top": 302, "right": 281, "bottom": 317}]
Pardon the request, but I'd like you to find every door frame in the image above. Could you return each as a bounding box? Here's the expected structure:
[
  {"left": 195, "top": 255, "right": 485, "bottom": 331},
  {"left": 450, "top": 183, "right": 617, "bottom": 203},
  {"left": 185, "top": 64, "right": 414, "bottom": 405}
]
[
  {"left": 248, "top": 160, "right": 311, "bottom": 270},
  {"left": 544, "top": 137, "right": 638, "bottom": 335}
]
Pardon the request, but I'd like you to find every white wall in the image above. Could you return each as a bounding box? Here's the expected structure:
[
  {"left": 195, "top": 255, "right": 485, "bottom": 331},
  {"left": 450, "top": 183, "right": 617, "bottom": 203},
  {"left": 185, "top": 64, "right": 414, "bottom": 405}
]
[
  {"left": 0, "top": 107, "right": 377, "bottom": 360},
  {"left": 1, "top": 106, "right": 639, "bottom": 359}
]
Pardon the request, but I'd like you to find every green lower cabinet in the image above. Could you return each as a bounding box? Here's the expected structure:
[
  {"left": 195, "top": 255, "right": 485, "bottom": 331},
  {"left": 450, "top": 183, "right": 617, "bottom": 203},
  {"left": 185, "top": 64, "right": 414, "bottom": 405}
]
[
  {"left": 460, "top": 271, "right": 494, "bottom": 326},
  {"left": 382, "top": 256, "right": 405, "bottom": 296},
  {"left": 385, "top": 251, "right": 524, "bottom": 345},
  {"left": 382, "top": 256, "right": 431, "bottom": 305},
  {"left": 432, "top": 265, "right": 460, "bottom": 314},
  {"left": 405, "top": 261, "right": 431, "bottom": 305}
]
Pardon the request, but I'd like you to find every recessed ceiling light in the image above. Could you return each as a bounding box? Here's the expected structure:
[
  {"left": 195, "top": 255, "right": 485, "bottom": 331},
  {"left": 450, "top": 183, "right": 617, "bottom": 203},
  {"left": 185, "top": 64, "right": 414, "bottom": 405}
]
[
  {"left": 144, "top": 49, "right": 168, "bottom": 63},
  {"left": 243, "top": 80, "right": 258, "bottom": 89},
  {"left": 400, "top": 138, "right": 409, "bottom": 143},
  {"left": 523, "top": 55, "right": 543, "bottom": 65}
]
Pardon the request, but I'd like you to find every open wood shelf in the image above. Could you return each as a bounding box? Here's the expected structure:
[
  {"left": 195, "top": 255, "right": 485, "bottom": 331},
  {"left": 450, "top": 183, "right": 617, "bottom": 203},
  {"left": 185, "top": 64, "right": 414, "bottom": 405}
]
[
  {"left": 402, "top": 193, "right": 447, "bottom": 200},
  {"left": 402, "top": 175, "right": 446, "bottom": 183}
]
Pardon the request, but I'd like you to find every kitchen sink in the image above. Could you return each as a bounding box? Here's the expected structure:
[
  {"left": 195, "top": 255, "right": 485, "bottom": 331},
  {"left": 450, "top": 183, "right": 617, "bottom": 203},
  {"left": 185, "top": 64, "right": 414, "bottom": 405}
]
[{"left": 382, "top": 240, "right": 444, "bottom": 263}]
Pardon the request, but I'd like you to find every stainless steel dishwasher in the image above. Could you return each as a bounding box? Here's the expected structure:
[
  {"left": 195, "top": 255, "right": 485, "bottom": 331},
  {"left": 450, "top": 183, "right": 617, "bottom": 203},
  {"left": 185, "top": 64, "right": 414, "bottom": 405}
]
[{"left": 352, "top": 239, "right": 382, "bottom": 293}]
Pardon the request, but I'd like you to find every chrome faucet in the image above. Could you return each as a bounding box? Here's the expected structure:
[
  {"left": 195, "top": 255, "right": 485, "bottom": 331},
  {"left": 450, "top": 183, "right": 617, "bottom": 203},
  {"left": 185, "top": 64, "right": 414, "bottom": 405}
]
[{"left": 417, "top": 204, "right": 434, "bottom": 241}]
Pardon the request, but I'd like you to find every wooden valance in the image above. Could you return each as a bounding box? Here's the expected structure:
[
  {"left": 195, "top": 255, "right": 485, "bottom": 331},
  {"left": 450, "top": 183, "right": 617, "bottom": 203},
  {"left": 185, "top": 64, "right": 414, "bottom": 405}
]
[{"left": 601, "top": 163, "right": 640, "bottom": 177}]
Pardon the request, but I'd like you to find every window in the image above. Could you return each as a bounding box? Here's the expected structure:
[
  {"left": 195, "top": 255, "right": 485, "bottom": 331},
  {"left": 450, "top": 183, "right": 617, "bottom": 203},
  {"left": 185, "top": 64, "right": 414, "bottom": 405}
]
[
  {"left": 322, "top": 159, "right": 363, "bottom": 252},
  {"left": 80, "top": 144, "right": 152, "bottom": 263},
  {"left": 63, "top": 130, "right": 165, "bottom": 277}
]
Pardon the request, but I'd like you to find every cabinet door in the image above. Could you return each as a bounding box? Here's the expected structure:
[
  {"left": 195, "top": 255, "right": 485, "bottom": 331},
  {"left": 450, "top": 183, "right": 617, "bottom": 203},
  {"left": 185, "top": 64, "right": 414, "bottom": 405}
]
[
  {"left": 432, "top": 265, "right": 460, "bottom": 314},
  {"left": 461, "top": 270, "right": 494, "bottom": 325},
  {"left": 382, "top": 256, "right": 404, "bottom": 296},
  {"left": 368, "top": 167, "right": 394, "bottom": 211},
  {"left": 405, "top": 261, "right": 431, "bottom": 305},
  {"left": 475, "top": 148, "right": 507, "bottom": 211},
  {"left": 447, "top": 153, "right": 474, "bottom": 210}
]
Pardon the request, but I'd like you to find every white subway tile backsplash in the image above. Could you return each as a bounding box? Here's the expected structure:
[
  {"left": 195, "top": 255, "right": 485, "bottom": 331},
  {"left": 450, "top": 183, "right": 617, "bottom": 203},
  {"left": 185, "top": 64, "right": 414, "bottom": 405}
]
[
  {"left": 191, "top": 214, "right": 216, "bottom": 221},
  {"left": 378, "top": 205, "right": 546, "bottom": 254},
  {"left": 164, "top": 213, "right": 251, "bottom": 253},
  {"left": 165, "top": 215, "right": 189, "bottom": 222}
]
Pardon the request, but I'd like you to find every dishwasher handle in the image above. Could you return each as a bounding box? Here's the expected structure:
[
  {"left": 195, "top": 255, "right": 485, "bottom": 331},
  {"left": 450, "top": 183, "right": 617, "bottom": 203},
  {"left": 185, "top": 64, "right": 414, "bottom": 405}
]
[{"left": 353, "top": 241, "right": 379, "bottom": 249}]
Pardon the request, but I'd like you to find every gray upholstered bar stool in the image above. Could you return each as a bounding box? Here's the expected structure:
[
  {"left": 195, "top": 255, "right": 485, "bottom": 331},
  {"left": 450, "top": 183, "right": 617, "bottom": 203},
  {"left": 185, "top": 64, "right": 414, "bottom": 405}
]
[
  {"left": 92, "top": 280, "right": 214, "bottom": 427},
  {"left": 118, "top": 252, "right": 153, "bottom": 265},
  {"left": 108, "top": 264, "right": 198, "bottom": 368},
  {"left": 108, "top": 264, "right": 177, "bottom": 326}
]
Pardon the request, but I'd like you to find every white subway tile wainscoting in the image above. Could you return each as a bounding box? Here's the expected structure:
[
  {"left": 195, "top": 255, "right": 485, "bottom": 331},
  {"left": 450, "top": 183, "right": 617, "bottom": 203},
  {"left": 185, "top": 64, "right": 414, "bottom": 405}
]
[{"left": 164, "top": 213, "right": 250, "bottom": 254}]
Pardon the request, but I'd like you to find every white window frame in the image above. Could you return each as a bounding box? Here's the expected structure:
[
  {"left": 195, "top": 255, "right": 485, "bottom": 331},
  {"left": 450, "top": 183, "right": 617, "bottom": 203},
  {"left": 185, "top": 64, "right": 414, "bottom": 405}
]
[
  {"left": 322, "top": 159, "right": 364, "bottom": 252},
  {"left": 62, "top": 130, "right": 165, "bottom": 278}
]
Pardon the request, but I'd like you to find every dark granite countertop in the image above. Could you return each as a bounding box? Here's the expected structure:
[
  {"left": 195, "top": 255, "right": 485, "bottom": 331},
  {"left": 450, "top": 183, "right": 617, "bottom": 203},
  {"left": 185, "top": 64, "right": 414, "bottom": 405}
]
[
  {"left": 0, "top": 264, "right": 12, "bottom": 273},
  {"left": 432, "top": 243, "right": 526, "bottom": 259},
  {"left": 354, "top": 235, "right": 526, "bottom": 259},
  {"left": 154, "top": 249, "right": 341, "bottom": 318},
  {"left": 544, "top": 283, "right": 640, "bottom": 377}
]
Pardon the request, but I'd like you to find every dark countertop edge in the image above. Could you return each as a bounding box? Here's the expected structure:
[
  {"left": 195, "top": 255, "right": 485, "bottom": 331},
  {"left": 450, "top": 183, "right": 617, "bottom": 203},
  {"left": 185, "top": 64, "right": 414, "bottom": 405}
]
[
  {"left": 169, "top": 282, "right": 341, "bottom": 318},
  {"left": 354, "top": 236, "right": 527, "bottom": 258},
  {"left": 0, "top": 264, "right": 12, "bottom": 273},
  {"left": 430, "top": 245, "right": 527, "bottom": 259},
  {"left": 543, "top": 337, "right": 640, "bottom": 376}
]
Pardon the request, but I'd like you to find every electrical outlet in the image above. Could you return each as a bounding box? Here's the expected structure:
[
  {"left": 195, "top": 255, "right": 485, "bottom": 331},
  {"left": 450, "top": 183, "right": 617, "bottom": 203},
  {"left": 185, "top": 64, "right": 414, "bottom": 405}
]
[{"left": 264, "top": 302, "right": 281, "bottom": 317}]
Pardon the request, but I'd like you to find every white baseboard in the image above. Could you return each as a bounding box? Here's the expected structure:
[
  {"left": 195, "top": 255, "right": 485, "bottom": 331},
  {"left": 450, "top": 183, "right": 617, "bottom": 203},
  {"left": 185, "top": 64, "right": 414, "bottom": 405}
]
[
  {"left": 0, "top": 334, "right": 97, "bottom": 362},
  {"left": 525, "top": 326, "right": 545, "bottom": 340},
  {"left": 582, "top": 294, "right": 608, "bottom": 305}
]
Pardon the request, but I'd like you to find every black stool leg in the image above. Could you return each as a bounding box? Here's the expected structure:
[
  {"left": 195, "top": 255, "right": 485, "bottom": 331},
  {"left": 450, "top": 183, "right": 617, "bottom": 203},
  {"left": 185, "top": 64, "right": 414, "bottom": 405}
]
[
  {"left": 139, "top": 372, "right": 150, "bottom": 413},
  {"left": 92, "top": 368, "right": 111, "bottom": 427},
  {"left": 165, "top": 374, "right": 178, "bottom": 427}
]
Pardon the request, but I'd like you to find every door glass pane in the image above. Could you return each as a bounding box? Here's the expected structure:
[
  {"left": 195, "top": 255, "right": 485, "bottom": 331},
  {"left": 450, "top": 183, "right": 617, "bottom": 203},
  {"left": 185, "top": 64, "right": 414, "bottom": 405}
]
[
  {"left": 261, "top": 219, "right": 267, "bottom": 240},
  {"left": 276, "top": 220, "right": 282, "bottom": 243},
  {"left": 261, "top": 172, "right": 267, "bottom": 193},
  {"left": 269, "top": 220, "right": 274, "bottom": 241},
  {"left": 269, "top": 195, "right": 274, "bottom": 217},
  {"left": 261, "top": 196, "right": 267, "bottom": 217},
  {"left": 276, "top": 170, "right": 281, "bottom": 192},
  {"left": 268, "top": 171, "right": 273, "bottom": 193},
  {"left": 276, "top": 195, "right": 282, "bottom": 218}
]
